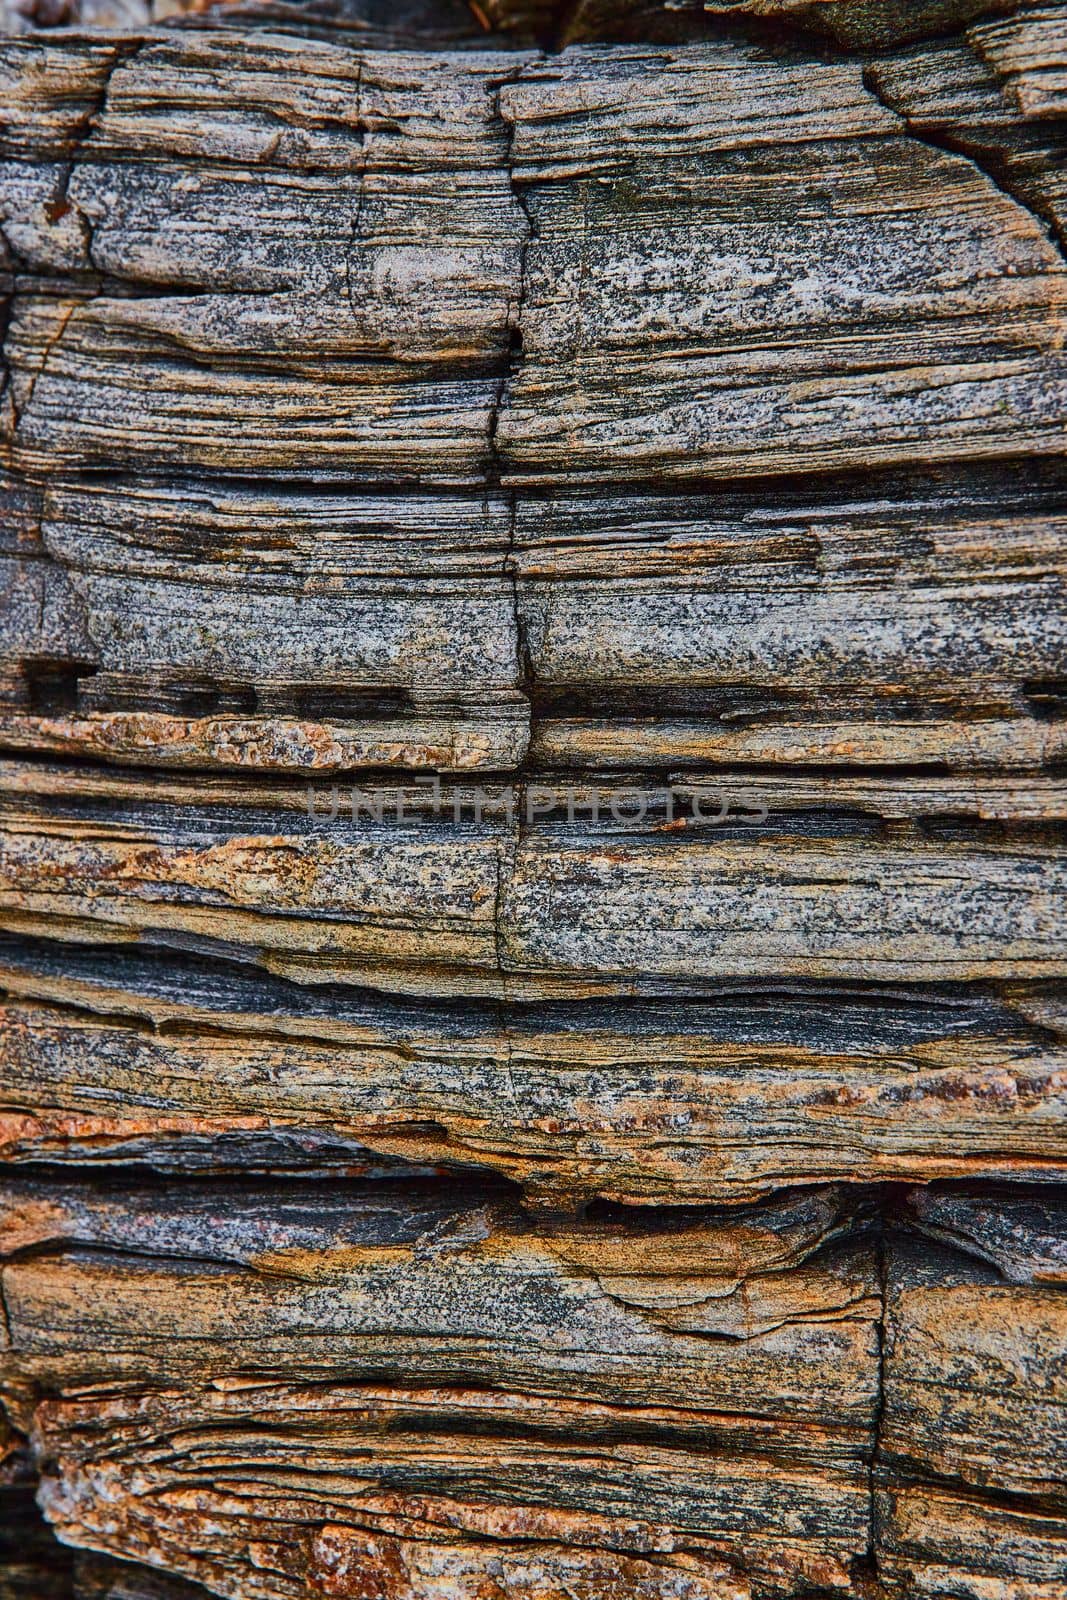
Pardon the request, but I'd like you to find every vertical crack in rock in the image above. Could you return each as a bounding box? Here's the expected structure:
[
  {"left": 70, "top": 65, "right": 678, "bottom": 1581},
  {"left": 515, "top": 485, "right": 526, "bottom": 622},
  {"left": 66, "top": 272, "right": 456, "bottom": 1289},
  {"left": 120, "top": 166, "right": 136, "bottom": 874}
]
[
  {"left": 486, "top": 56, "right": 539, "bottom": 505},
  {"left": 49, "top": 39, "right": 144, "bottom": 273},
  {"left": 487, "top": 59, "right": 540, "bottom": 990},
  {"left": 8, "top": 40, "right": 143, "bottom": 437},
  {"left": 491, "top": 61, "right": 539, "bottom": 698},
  {"left": 492, "top": 838, "right": 512, "bottom": 994},
  {"left": 869, "top": 1200, "right": 889, "bottom": 1583},
  {"left": 863, "top": 59, "right": 1067, "bottom": 264},
  {"left": 343, "top": 59, "right": 367, "bottom": 324},
  {"left": 13, "top": 301, "right": 78, "bottom": 435}
]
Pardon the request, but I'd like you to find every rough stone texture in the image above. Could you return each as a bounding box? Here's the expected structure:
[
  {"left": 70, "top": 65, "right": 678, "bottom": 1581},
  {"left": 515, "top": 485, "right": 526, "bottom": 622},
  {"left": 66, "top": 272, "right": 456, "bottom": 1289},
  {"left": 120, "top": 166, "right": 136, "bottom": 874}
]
[
  {"left": 2, "top": 937, "right": 1065, "bottom": 1203},
  {"left": 0, "top": 0, "right": 506, "bottom": 47},
  {"left": 0, "top": 9, "right": 1064, "bottom": 1600},
  {"left": 0, "top": 1178, "right": 1064, "bottom": 1599},
  {"left": 876, "top": 1216, "right": 1067, "bottom": 1599},
  {"left": 1, "top": 761, "right": 1064, "bottom": 992}
]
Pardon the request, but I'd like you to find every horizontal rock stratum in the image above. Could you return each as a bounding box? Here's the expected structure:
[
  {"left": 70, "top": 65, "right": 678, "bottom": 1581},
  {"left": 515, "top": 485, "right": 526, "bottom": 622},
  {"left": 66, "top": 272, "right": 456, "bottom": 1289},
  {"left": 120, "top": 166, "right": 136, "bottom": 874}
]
[{"left": 0, "top": 2, "right": 1064, "bottom": 1597}]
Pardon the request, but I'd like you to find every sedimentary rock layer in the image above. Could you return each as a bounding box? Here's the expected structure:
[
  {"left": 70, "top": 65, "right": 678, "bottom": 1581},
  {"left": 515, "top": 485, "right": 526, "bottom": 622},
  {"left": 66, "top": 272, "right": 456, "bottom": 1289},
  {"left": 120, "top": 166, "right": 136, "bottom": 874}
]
[
  {"left": 1, "top": 937, "right": 1064, "bottom": 1202},
  {"left": 0, "top": 1179, "right": 1063, "bottom": 1599},
  {"left": 1, "top": 760, "right": 1064, "bottom": 992},
  {"left": 0, "top": 11, "right": 1064, "bottom": 1600},
  {"left": 5, "top": 467, "right": 1066, "bottom": 771},
  {"left": 1, "top": 28, "right": 1065, "bottom": 762}
]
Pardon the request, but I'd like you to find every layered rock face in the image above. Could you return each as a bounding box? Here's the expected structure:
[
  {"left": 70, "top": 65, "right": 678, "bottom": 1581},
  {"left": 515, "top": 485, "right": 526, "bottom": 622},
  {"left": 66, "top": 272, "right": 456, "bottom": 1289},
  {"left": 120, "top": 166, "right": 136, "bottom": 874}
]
[{"left": 0, "top": 1, "right": 1064, "bottom": 1596}]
